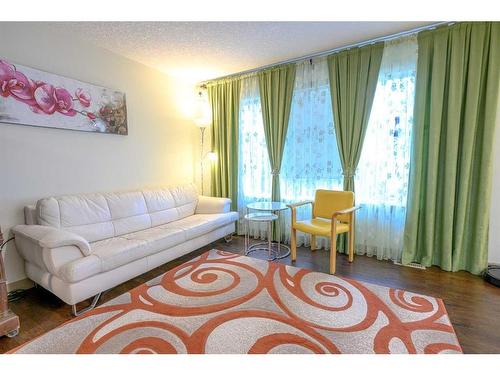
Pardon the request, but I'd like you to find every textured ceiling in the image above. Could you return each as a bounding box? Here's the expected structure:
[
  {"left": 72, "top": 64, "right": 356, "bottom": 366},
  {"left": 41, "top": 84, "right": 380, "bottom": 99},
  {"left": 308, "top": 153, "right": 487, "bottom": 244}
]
[{"left": 48, "top": 22, "right": 434, "bottom": 83}]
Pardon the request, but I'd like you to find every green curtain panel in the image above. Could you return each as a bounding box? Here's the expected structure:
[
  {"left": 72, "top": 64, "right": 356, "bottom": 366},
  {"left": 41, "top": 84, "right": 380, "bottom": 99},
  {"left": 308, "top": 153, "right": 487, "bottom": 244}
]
[
  {"left": 258, "top": 64, "right": 297, "bottom": 201},
  {"left": 208, "top": 79, "right": 241, "bottom": 210},
  {"left": 403, "top": 22, "right": 500, "bottom": 274},
  {"left": 327, "top": 43, "right": 384, "bottom": 192}
]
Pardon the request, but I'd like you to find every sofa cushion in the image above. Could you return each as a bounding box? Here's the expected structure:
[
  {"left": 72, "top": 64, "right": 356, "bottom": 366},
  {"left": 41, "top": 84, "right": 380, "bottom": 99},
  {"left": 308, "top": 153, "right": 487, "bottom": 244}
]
[
  {"left": 58, "top": 255, "right": 102, "bottom": 283},
  {"left": 91, "top": 237, "right": 149, "bottom": 272},
  {"left": 56, "top": 226, "right": 186, "bottom": 283},
  {"left": 37, "top": 194, "right": 114, "bottom": 243},
  {"left": 143, "top": 188, "right": 178, "bottom": 227},
  {"left": 60, "top": 194, "right": 112, "bottom": 227},
  {"left": 105, "top": 191, "right": 152, "bottom": 236},
  {"left": 121, "top": 226, "right": 185, "bottom": 255},
  {"left": 170, "top": 184, "right": 198, "bottom": 220},
  {"left": 105, "top": 191, "right": 148, "bottom": 219},
  {"left": 164, "top": 212, "right": 238, "bottom": 240},
  {"left": 143, "top": 189, "right": 180, "bottom": 227},
  {"left": 143, "top": 184, "right": 198, "bottom": 227}
]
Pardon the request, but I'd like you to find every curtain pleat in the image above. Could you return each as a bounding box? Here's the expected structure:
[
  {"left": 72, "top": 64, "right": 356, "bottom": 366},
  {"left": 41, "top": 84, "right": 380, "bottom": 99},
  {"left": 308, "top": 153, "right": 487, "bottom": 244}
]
[
  {"left": 208, "top": 80, "right": 241, "bottom": 210},
  {"left": 327, "top": 43, "right": 384, "bottom": 192},
  {"left": 258, "top": 65, "right": 297, "bottom": 202},
  {"left": 402, "top": 22, "right": 500, "bottom": 274}
]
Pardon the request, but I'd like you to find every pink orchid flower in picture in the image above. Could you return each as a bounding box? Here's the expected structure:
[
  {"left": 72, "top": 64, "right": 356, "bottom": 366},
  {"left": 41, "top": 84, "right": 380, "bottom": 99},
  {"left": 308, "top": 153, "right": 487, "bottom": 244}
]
[
  {"left": 0, "top": 58, "right": 127, "bottom": 135},
  {"left": 75, "top": 88, "right": 91, "bottom": 107},
  {"left": 0, "top": 60, "right": 37, "bottom": 104},
  {"left": 33, "top": 84, "right": 77, "bottom": 116}
]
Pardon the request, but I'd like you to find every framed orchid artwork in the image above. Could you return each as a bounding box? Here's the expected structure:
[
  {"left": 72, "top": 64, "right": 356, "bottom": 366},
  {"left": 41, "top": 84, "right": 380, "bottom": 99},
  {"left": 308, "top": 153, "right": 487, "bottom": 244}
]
[{"left": 0, "top": 58, "right": 128, "bottom": 135}]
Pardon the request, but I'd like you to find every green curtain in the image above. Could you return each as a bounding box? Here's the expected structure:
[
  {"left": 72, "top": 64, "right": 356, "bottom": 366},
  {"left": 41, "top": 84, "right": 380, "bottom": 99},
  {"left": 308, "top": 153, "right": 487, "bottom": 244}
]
[
  {"left": 258, "top": 64, "right": 297, "bottom": 201},
  {"left": 208, "top": 79, "right": 241, "bottom": 210},
  {"left": 402, "top": 22, "right": 500, "bottom": 274},
  {"left": 327, "top": 43, "right": 384, "bottom": 192}
]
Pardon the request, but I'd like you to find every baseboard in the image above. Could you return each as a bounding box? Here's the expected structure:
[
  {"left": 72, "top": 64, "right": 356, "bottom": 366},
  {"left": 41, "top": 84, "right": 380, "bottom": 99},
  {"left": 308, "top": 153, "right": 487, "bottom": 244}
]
[
  {"left": 393, "top": 261, "right": 427, "bottom": 270},
  {"left": 7, "top": 278, "right": 34, "bottom": 292}
]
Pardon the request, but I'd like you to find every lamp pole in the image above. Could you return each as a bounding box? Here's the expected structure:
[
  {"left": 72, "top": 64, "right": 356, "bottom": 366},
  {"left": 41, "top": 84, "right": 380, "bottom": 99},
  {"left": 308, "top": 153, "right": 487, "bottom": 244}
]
[
  {"left": 200, "top": 126, "right": 206, "bottom": 195},
  {"left": 195, "top": 88, "right": 211, "bottom": 196}
]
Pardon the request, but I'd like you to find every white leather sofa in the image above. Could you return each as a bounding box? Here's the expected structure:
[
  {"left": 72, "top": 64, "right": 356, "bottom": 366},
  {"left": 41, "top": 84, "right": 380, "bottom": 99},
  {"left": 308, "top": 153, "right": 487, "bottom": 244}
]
[{"left": 13, "top": 184, "right": 238, "bottom": 315}]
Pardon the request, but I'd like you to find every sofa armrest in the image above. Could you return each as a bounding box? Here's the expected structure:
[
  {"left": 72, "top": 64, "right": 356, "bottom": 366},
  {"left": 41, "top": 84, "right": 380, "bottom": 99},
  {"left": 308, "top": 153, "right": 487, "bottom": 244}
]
[
  {"left": 195, "top": 196, "right": 231, "bottom": 214},
  {"left": 13, "top": 225, "right": 91, "bottom": 256}
]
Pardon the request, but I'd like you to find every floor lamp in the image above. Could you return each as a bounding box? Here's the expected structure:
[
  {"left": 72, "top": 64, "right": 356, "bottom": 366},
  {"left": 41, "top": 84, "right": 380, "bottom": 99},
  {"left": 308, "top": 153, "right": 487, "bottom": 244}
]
[
  {"left": 194, "top": 89, "right": 213, "bottom": 195},
  {"left": 0, "top": 228, "right": 20, "bottom": 338}
]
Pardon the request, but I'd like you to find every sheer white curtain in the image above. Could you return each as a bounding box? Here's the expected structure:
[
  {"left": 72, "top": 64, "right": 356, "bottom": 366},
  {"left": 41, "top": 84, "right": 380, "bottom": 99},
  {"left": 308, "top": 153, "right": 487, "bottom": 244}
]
[
  {"left": 280, "top": 57, "right": 343, "bottom": 247},
  {"left": 354, "top": 35, "right": 418, "bottom": 261},
  {"left": 236, "top": 75, "right": 272, "bottom": 238}
]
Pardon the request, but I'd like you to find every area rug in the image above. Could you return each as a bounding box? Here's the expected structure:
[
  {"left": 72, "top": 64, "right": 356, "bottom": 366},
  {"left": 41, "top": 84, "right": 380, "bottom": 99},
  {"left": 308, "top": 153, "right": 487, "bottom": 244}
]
[{"left": 11, "top": 249, "right": 462, "bottom": 354}]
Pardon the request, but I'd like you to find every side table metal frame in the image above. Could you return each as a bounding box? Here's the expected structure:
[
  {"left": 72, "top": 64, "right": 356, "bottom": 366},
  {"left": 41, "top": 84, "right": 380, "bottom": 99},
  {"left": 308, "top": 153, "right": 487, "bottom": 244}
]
[
  {"left": 244, "top": 203, "right": 291, "bottom": 260},
  {"left": 244, "top": 212, "right": 278, "bottom": 260}
]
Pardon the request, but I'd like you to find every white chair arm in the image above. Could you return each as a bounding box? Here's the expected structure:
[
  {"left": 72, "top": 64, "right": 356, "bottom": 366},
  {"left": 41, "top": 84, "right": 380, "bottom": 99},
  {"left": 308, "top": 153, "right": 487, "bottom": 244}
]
[
  {"left": 195, "top": 196, "right": 231, "bottom": 214},
  {"left": 13, "top": 225, "right": 92, "bottom": 256}
]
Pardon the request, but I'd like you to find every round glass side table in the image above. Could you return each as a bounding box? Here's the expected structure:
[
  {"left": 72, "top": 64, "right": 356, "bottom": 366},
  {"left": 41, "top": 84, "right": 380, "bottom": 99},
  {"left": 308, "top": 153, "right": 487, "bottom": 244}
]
[
  {"left": 245, "top": 201, "right": 291, "bottom": 260},
  {"left": 244, "top": 212, "right": 279, "bottom": 260}
]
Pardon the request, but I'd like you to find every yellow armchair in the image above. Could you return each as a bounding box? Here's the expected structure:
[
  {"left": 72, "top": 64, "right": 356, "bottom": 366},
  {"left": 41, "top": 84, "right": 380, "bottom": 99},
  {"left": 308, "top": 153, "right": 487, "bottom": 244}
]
[{"left": 287, "top": 190, "right": 360, "bottom": 274}]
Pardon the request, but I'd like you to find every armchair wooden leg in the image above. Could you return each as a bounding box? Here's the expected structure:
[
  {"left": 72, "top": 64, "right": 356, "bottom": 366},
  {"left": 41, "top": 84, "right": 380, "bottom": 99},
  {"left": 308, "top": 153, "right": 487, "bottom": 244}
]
[
  {"left": 348, "top": 227, "right": 354, "bottom": 263},
  {"left": 291, "top": 228, "right": 297, "bottom": 262},
  {"left": 330, "top": 235, "right": 337, "bottom": 274},
  {"left": 310, "top": 235, "right": 316, "bottom": 251}
]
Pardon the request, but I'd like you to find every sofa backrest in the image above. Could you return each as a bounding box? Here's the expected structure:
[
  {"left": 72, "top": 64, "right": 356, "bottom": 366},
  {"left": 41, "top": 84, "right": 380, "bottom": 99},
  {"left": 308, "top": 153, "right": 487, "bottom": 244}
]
[{"left": 33, "top": 184, "right": 198, "bottom": 242}]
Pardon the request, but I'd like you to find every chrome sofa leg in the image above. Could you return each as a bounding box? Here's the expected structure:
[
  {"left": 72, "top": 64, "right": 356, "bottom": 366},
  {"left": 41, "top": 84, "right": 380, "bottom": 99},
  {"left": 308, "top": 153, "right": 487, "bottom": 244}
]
[{"left": 72, "top": 293, "right": 102, "bottom": 317}]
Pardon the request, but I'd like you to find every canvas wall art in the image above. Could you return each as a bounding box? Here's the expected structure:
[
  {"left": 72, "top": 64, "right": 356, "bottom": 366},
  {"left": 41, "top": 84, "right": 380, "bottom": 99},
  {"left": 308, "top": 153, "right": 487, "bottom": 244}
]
[{"left": 0, "top": 58, "right": 127, "bottom": 135}]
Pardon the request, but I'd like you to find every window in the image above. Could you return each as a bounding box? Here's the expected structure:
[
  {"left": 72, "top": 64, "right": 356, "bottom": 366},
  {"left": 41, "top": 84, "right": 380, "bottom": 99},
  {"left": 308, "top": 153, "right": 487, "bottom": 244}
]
[
  {"left": 236, "top": 35, "right": 418, "bottom": 261},
  {"left": 354, "top": 35, "right": 418, "bottom": 261}
]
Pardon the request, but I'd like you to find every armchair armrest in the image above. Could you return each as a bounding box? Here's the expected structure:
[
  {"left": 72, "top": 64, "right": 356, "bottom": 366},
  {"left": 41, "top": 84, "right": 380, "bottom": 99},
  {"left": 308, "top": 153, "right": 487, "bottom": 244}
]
[
  {"left": 287, "top": 201, "right": 314, "bottom": 225},
  {"left": 286, "top": 201, "right": 314, "bottom": 209},
  {"left": 195, "top": 195, "right": 232, "bottom": 214},
  {"left": 331, "top": 205, "right": 361, "bottom": 220},
  {"left": 13, "top": 225, "right": 91, "bottom": 256}
]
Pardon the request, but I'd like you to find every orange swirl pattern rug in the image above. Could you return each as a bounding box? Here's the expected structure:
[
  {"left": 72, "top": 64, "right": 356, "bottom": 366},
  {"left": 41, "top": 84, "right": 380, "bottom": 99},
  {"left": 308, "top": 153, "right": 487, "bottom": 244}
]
[{"left": 11, "top": 250, "right": 462, "bottom": 354}]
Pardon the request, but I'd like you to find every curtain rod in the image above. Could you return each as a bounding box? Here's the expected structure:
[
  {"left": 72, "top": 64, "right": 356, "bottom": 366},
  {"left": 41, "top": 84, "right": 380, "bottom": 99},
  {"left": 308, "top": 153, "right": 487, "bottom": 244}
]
[{"left": 199, "top": 21, "right": 452, "bottom": 86}]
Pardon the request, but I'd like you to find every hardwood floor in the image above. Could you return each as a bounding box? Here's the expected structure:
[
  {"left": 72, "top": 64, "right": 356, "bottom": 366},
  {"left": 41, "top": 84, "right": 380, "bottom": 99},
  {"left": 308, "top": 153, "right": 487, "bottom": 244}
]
[{"left": 1, "top": 235, "right": 499, "bottom": 354}]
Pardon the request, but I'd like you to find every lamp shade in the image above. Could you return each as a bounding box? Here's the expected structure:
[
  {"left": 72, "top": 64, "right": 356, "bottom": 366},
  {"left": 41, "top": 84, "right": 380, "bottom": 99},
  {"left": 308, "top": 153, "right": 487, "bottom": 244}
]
[
  {"left": 194, "top": 91, "right": 212, "bottom": 128},
  {"left": 194, "top": 115, "right": 211, "bottom": 128}
]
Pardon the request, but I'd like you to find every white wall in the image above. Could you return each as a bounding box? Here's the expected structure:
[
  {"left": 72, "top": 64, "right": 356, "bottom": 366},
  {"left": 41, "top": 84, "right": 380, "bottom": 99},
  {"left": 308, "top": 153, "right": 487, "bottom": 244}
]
[
  {"left": 0, "top": 23, "right": 198, "bottom": 285},
  {"left": 488, "top": 95, "right": 500, "bottom": 265}
]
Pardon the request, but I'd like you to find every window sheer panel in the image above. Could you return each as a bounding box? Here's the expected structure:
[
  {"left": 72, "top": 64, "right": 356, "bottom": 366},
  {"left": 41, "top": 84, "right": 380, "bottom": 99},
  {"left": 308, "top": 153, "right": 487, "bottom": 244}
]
[
  {"left": 236, "top": 37, "right": 417, "bottom": 261},
  {"left": 354, "top": 35, "right": 418, "bottom": 261},
  {"left": 280, "top": 58, "right": 343, "bottom": 248},
  {"left": 237, "top": 76, "right": 272, "bottom": 239}
]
